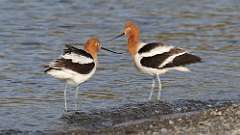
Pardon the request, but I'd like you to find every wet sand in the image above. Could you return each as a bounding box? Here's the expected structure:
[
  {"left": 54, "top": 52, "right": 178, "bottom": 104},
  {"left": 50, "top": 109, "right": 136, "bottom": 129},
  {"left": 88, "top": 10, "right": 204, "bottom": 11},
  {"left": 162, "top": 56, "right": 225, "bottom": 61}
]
[{"left": 1, "top": 99, "right": 240, "bottom": 135}]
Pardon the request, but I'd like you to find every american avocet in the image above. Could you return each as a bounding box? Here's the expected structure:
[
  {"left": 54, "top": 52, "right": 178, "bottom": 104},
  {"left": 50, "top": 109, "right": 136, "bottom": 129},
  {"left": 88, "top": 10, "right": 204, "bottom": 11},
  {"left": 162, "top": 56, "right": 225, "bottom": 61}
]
[
  {"left": 112, "top": 21, "right": 202, "bottom": 100},
  {"left": 44, "top": 37, "right": 120, "bottom": 111}
]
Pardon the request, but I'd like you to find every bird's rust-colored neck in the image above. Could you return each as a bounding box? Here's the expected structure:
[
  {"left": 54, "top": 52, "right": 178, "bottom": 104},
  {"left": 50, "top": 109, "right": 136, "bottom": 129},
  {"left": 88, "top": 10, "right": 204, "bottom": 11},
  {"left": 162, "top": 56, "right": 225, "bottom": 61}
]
[
  {"left": 124, "top": 21, "right": 140, "bottom": 56},
  {"left": 85, "top": 44, "right": 97, "bottom": 59},
  {"left": 124, "top": 21, "right": 141, "bottom": 56},
  {"left": 127, "top": 34, "right": 139, "bottom": 56}
]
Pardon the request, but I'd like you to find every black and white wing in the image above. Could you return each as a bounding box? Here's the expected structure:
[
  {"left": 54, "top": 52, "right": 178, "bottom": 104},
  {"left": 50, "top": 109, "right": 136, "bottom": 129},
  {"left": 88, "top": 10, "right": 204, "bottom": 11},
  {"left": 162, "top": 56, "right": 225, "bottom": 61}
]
[
  {"left": 138, "top": 42, "right": 201, "bottom": 69},
  {"left": 44, "top": 44, "right": 95, "bottom": 74}
]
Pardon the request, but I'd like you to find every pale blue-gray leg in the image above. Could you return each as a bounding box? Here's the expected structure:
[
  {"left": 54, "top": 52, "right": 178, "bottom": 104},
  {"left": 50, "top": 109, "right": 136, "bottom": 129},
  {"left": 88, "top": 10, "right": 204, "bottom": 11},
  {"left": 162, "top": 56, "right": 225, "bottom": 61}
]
[
  {"left": 156, "top": 75, "right": 162, "bottom": 100},
  {"left": 75, "top": 86, "right": 80, "bottom": 110},
  {"left": 148, "top": 78, "right": 155, "bottom": 100},
  {"left": 64, "top": 83, "right": 68, "bottom": 111}
]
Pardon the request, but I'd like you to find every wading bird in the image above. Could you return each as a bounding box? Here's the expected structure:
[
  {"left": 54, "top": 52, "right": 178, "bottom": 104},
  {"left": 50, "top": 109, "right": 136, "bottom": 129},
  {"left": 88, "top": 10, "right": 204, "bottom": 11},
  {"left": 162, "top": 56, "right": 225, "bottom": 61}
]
[
  {"left": 111, "top": 21, "right": 201, "bottom": 100},
  {"left": 44, "top": 37, "right": 120, "bottom": 111}
]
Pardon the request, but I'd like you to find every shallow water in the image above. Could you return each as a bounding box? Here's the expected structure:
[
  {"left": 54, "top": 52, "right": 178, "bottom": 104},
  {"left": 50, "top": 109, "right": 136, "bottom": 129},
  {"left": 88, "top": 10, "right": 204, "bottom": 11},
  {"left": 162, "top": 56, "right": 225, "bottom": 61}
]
[{"left": 0, "top": 0, "right": 239, "bottom": 131}]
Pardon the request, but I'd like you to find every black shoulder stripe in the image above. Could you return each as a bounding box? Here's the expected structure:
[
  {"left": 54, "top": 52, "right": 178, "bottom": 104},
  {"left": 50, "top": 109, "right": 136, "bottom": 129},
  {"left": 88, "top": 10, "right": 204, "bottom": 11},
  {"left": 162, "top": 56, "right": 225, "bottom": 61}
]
[
  {"left": 138, "top": 42, "right": 165, "bottom": 54},
  {"left": 139, "top": 47, "right": 184, "bottom": 69},
  {"left": 47, "top": 58, "right": 95, "bottom": 74},
  {"left": 64, "top": 44, "right": 93, "bottom": 59},
  {"left": 162, "top": 53, "right": 201, "bottom": 68},
  {"left": 140, "top": 46, "right": 201, "bottom": 69},
  {"left": 140, "top": 52, "right": 170, "bottom": 69}
]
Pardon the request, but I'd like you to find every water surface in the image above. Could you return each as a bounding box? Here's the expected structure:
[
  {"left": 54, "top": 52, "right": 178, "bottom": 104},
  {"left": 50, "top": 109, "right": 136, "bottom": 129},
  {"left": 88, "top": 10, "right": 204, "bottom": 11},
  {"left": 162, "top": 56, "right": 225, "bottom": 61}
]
[{"left": 0, "top": 0, "right": 239, "bottom": 131}]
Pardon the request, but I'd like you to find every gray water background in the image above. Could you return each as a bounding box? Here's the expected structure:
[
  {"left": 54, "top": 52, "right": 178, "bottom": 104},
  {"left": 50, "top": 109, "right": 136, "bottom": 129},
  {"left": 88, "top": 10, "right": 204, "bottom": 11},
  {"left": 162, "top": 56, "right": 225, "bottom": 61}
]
[{"left": 0, "top": 0, "right": 239, "bottom": 131}]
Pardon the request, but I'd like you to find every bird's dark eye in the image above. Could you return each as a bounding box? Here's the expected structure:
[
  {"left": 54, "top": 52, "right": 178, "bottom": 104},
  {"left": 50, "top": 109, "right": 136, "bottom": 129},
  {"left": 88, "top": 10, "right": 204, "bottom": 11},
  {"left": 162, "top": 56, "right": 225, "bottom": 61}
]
[{"left": 96, "top": 43, "right": 100, "bottom": 47}]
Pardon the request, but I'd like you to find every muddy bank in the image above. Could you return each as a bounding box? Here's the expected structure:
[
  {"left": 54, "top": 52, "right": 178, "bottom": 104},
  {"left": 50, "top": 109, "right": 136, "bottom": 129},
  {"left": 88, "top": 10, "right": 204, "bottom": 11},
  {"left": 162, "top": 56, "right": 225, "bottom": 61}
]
[{"left": 1, "top": 100, "right": 240, "bottom": 135}]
